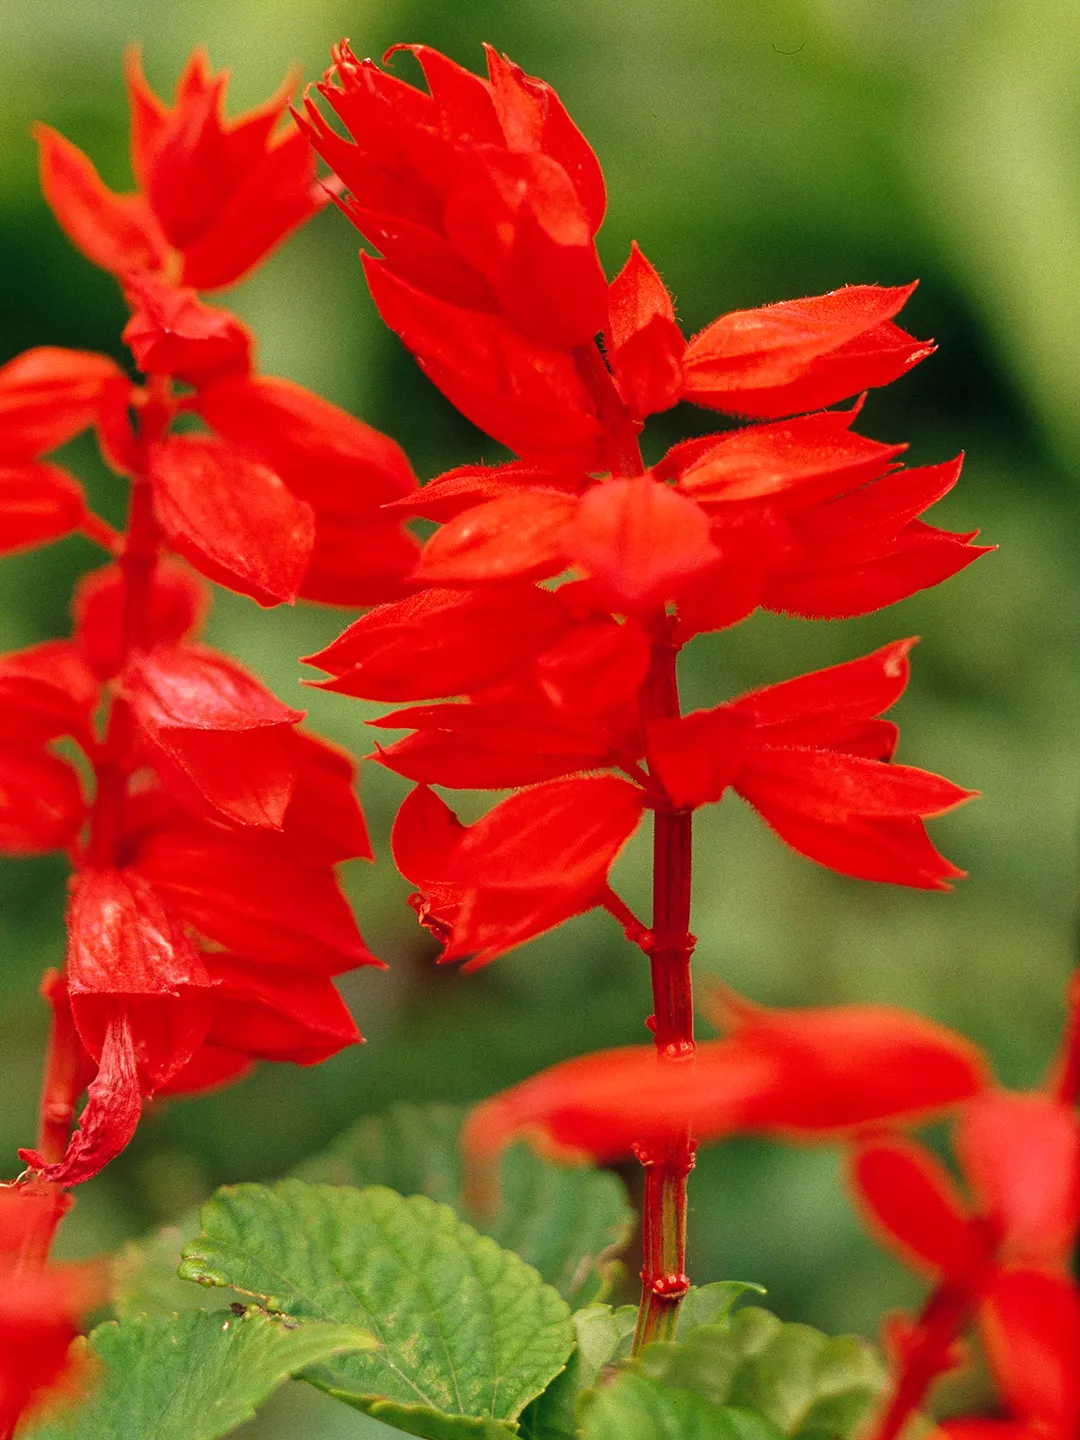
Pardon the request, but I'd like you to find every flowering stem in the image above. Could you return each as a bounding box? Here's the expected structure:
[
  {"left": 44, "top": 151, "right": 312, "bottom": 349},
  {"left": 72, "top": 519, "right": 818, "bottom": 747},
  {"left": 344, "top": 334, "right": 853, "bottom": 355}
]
[
  {"left": 633, "top": 621, "right": 696, "bottom": 1351},
  {"left": 871, "top": 1282, "right": 975, "bottom": 1440}
]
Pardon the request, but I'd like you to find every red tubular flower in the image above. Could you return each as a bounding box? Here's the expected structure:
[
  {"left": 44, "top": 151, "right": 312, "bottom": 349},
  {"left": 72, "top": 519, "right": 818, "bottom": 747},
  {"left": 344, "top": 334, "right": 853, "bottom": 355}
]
[
  {"left": 36, "top": 47, "right": 325, "bottom": 290},
  {"left": 0, "top": 1187, "right": 104, "bottom": 1435},
  {"left": 462, "top": 991, "right": 988, "bottom": 1166}
]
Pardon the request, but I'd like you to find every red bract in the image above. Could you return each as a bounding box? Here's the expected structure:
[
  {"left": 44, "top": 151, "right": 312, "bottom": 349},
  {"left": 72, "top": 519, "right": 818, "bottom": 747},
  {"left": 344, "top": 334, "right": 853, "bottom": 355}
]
[
  {"left": 462, "top": 992, "right": 987, "bottom": 1166},
  {"left": 37, "top": 48, "right": 324, "bottom": 290},
  {"left": 0, "top": 1187, "right": 103, "bottom": 1435}
]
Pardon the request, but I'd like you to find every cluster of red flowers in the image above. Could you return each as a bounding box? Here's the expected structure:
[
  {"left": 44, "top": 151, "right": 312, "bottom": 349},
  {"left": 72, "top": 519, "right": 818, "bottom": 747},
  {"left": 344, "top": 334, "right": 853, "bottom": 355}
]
[{"left": 1, "top": 51, "right": 420, "bottom": 1211}]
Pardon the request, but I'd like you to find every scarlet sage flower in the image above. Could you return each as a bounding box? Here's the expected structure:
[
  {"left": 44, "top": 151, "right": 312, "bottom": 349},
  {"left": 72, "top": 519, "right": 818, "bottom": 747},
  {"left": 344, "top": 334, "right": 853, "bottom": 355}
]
[
  {"left": 462, "top": 991, "right": 989, "bottom": 1167},
  {"left": 36, "top": 47, "right": 325, "bottom": 290},
  {"left": 0, "top": 1186, "right": 104, "bottom": 1435}
]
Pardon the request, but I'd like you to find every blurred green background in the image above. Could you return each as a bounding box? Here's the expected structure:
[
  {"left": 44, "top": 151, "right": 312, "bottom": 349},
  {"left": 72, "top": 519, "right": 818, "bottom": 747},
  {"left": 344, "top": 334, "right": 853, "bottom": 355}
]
[{"left": 2, "top": 0, "right": 1079, "bottom": 1430}]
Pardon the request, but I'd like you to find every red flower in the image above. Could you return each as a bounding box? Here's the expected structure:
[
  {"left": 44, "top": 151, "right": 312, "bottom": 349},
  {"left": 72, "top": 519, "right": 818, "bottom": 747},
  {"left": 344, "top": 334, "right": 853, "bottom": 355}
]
[
  {"left": 0, "top": 1186, "right": 104, "bottom": 1434},
  {"left": 36, "top": 47, "right": 325, "bottom": 290},
  {"left": 462, "top": 990, "right": 988, "bottom": 1167}
]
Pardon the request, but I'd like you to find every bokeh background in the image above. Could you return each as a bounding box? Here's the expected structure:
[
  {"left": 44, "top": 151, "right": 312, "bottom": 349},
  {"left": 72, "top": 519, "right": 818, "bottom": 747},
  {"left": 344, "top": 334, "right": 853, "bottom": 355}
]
[{"left": 3, "top": 0, "right": 1079, "bottom": 1431}]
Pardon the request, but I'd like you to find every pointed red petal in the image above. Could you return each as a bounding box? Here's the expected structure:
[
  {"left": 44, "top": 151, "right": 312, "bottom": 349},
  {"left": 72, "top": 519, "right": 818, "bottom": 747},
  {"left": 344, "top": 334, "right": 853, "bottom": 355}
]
[
  {"left": 850, "top": 1136, "right": 983, "bottom": 1279},
  {"left": 415, "top": 491, "right": 577, "bottom": 584}
]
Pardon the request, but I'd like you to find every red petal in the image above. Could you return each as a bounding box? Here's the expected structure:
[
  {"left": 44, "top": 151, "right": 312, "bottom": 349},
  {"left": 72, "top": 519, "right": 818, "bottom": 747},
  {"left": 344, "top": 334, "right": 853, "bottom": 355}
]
[
  {"left": 0, "top": 347, "right": 128, "bottom": 462},
  {"left": 203, "top": 952, "right": 361, "bottom": 1063},
  {"left": 124, "top": 646, "right": 303, "bottom": 828},
  {"left": 121, "top": 277, "right": 252, "bottom": 382},
  {"left": 384, "top": 460, "right": 584, "bottom": 523},
  {"left": 646, "top": 706, "right": 754, "bottom": 809},
  {"left": 607, "top": 243, "right": 685, "bottom": 417},
  {"left": 980, "top": 1270, "right": 1080, "bottom": 1433},
  {"left": 0, "top": 464, "right": 86, "bottom": 554},
  {"left": 415, "top": 490, "right": 577, "bottom": 584},
  {"left": 133, "top": 823, "right": 382, "bottom": 974},
  {"left": 446, "top": 776, "right": 645, "bottom": 890},
  {"left": 568, "top": 477, "right": 720, "bottom": 611},
  {"left": 391, "top": 783, "right": 466, "bottom": 888},
  {"left": 738, "top": 747, "right": 976, "bottom": 820},
  {"left": 73, "top": 558, "right": 208, "bottom": 680},
  {"left": 306, "top": 584, "right": 573, "bottom": 701},
  {"left": 957, "top": 1090, "right": 1080, "bottom": 1265},
  {"left": 534, "top": 619, "right": 652, "bottom": 715},
  {"left": 149, "top": 435, "right": 315, "bottom": 606},
  {"left": 0, "top": 640, "right": 99, "bottom": 745},
  {"left": 682, "top": 284, "right": 931, "bottom": 416},
  {"left": 193, "top": 373, "right": 417, "bottom": 513},
  {"left": 34, "top": 124, "right": 170, "bottom": 278},
  {"left": 281, "top": 732, "right": 372, "bottom": 865},
  {"left": 850, "top": 1136, "right": 983, "bottom": 1279},
  {"left": 153, "top": 1042, "right": 253, "bottom": 1097},
  {"left": 0, "top": 747, "right": 85, "bottom": 854},
  {"left": 298, "top": 513, "right": 421, "bottom": 607}
]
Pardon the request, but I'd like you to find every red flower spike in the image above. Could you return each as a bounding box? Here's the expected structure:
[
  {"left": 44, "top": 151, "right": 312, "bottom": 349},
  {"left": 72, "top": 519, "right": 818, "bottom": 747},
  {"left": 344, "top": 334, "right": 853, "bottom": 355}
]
[
  {"left": 850, "top": 1136, "right": 986, "bottom": 1281},
  {"left": 0, "top": 464, "right": 87, "bottom": 555},
  {"left": 463, "top": 995, "right": 986, "bottom": 1166},
  {"left": 123, "top": 646, "right": 304, "bottom": 828},
  {"left": 0, "top": 347, "right": 129, "bottom": 461},
  {"left": 34, "top": 122, "right": 170, "bottom": 279},
  {"left": 0, "top": 747, "right": 86, "bottom": 854},
  {"left": 414, "top": 489, "right": 578, "bottom": 584},
  {"left": 148, "top": 435, "right": 315, "bottom": 606},
  {"left": 607, "top": 243, "right": 686, "bottom": 417},
  {"left": 306, "top": 583, "right": 574, "bottom": 701},
  {"left": 132, "top": 822, "right": 383, "bottom": 974},
  {"left": 280, "top": 732, "right": 373, "bottom": 865},
  {"left": 956, "top": 1090, "right": 1080, "bottom": 1265},
  {"left": 73, "top": 558, "right": 208, "bottom": 680},
  {"left": 979, "top": 1269, "right": 1080, "bottom": 1438},
  {"left": 122, "top": 277, "right": 253, "bottom": 382},
  {"left": 568, "top": 477, "right": 721, "bottom": 611},
  {"left": 0, "top": 640, "right": 99, "bottom": 746},
  {"left": 681, "top": 283, "right": 934, "bottom": 417},
  {"left": 200, "top": 952, "right": 361, "bottom": 1064}
]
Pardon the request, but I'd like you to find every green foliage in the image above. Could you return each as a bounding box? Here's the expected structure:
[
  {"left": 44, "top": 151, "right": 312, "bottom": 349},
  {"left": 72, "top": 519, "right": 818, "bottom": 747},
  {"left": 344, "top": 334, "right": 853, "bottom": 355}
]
[
  {"left": 110, "top": 1212, "right": 204, "bottom": 1320},
  {"left": 633, "top": 1307, "right": 886, "bottom": 1439},
  {"left": 23, "top": 1308, "right": 375, "bottom": 1440},
  {"left": 581, "top": 1373, "right": 786, "bottom": 1440},
  {"left": 295, "top": 1101, "right": 634, "bottom": 1305},
  {"left": 179, "top": 1179, "right": 576, "bottom": 1439}
]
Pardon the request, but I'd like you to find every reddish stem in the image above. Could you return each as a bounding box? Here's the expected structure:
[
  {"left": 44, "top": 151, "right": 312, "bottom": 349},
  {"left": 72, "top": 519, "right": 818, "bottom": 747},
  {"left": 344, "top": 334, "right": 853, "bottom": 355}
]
[
  {"left": 871, "top": 1282, "right": 976, "bottom": 1440},
  {"left": 634, "top": 622, "right": 696, "bottom": 1349}
]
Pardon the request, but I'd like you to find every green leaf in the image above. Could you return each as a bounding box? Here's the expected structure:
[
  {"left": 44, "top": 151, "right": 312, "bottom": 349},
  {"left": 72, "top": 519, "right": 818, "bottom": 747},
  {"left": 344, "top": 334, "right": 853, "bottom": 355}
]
[
  {"left": 518, "top": 1303, "right": 638, "bottom": 1440},
  {"left": 678, "top": 1283, "right": 768, "bottom": 1333},
  {"left": 635, "top": 1308, "right": 886, "bottom": 1439},
  {"left": 110, "top": 1212, "right": 204, "bottom": 1319},
  {"left": 23, "top": 1308, "right": 375, "bottom": 1440},
  {"left": 295, "top": 1101, "right": 633, "bottom": 1306},
  {"left": 581, "top": 1372, "right": 786, "bottom": 1440},
  {"left": 180, "top": 1180, "right": 575, "bottom": 1440}
]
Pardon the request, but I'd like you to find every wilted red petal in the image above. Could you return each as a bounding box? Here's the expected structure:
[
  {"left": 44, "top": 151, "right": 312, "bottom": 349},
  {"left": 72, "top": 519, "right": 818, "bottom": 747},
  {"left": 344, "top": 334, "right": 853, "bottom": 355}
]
[
  {"left": 567, "top": 477, "right": 720, "bottom": 611},
  {"left": 306, "top": 584, "right": 573, "bottom": 701},
  {"left": 0, "top": 464, "right": 87, "bottom": 554},
  {"left": 979, "top": 1270, "right": 1080, "bottom": 1435},
  {"left": 34, "top": 124, "right": 170, "bottom": 278},
  {"left": 957, "top": 1090, "right": 1080, "bottom": 1265},
  {"left": 682, "top": 284, "right": 932, "bottom": 417},
  {"left": 149, "top": 435, "right": 315, "bottom": 606},
  {"left": 73, "top": 558, "right": 208, "bottom": 680},
  {"left": 133, "top": 823, "right": 382, "bottom": 974},
  {"left": 124, "top": 646, "right": 304, "bottom": 828},
  {"left": 850, "top": 1136, "right": 985, "bottom": 1280},
  {"left": 415, "top": 490, "right": 577, "bottom": 584}
]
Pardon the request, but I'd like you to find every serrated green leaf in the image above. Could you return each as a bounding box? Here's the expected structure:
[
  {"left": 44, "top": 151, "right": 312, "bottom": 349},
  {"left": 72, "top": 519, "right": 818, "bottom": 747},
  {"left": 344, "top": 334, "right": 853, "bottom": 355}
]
[
  {"left": 636, "top": 1308, "right": 886, "bottom": 1439},
  {"left": 180, "top": 1180, "right": 575, "bottom": 1440},
  {"left": 582, "top": 1372, "right": 786, "bottom": 1440},
  {"left": 23, "top": 1308, "right": 374, "bottom": 1440},
  {"left": 110, "top": 1212, "right": 204, "bottom": 1319},
  {"left": 295, "top": 1102, "right": 633, "bottom": 1306}
]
